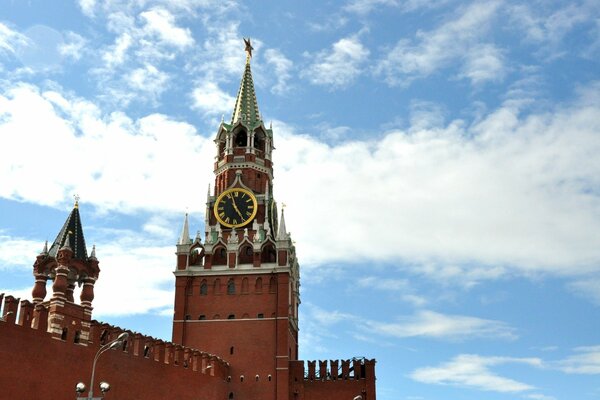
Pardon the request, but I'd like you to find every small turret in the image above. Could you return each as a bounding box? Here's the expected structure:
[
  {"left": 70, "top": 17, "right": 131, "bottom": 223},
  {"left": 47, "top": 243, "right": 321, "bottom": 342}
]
[
  {"left": 178, "top": 213, "right": 192, "bottom": 245},
  {"left": 277, "top": 208, "right": 288, "bottom": 241}
]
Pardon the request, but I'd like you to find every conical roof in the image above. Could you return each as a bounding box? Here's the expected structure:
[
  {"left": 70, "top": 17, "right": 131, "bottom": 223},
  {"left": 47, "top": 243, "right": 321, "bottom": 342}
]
[
  {"left": 230, "top": 38, "right": 261, "bottom": 127},
  {"left": 277, "top": 208, "right": 288, "bottom": 240},
  {"left": 48, "top": 200, "right": 89, "bottom": 261},
  {"left": 178, "top": 213, "right": 192, "bottom": 245}
]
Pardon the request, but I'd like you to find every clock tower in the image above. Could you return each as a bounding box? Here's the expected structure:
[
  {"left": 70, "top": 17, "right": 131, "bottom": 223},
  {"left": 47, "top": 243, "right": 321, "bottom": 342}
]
[{"left": 172, "top": 39, "right": 300, "bottom": 400}]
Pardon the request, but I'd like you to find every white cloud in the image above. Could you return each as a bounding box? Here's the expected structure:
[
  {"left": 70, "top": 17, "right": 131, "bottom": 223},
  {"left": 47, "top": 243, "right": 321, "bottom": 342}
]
[
  {"left": 508, "top": 2, "right": 594, "bottom": 59},
  {"left": 366, "top": 310, "right": 516, "bottom": 340},
  {"left": 568, "top": 278, "right": 600, "bottom": 306},
  {"left": 58, "top": 31, "right": 88, "bottom": 61},
  {"left": 375, "top": 1, "right": 503, "bottom": 86},
  {"left": 102, "top": 33, "right": 133, "bottom": 67},
  {"left": 78, "top": 0, "right": 97, "bottom": 17},
  {"left": 344, "top": 0, "right": 399, "bottom": 15},
  {"left": 191, "top": 81, "right": 236, "bottom": 117},
  {"left": 554, "top": 346, "right": 600, "bottom": 374},
  {"left": 526, "top": 394, "right": 556, "bottom": 400},
  {"left": 344, "top": 0, "right": 450, "bottom": 15},
  {"left": 0, "top": 22, "right": 29, "bottom": 56},
  {"left": 93, "top": 242, "right": 174, "bottom": 316},
  {"left": 273, "top": 81, "right": 600, "bottom": 278},
  {"left": 264, "top": 48, "right": 293, "bottom": 95},
  {"left": 195, "top": 22, "right": 246, "bottom": 81},
  {"left": 126, "top": 64, "right": 170, "bottom": 100},
  {"left": 302, "top": 35, "right": 369, "bottom": 88},
  {"left": 410, "top": 354, "right": 541, "bottom": 392},
  {"left": 0, "top": 236, "right": 43, "bottom": 271},
  {"left": 303, "top": 304, "right": 515, "bottom": 342},
  {"left": 459, "top": 43, "right": 506, "bottom": 85},
  {"left": 0, "top": 83, "right": 214, "bottom": 214},
  {"left": 139, "top": 8, "right": 194, "bottom": 49},
  {"left": 357, "top": 276, "right": 427, "bottom": 306}
]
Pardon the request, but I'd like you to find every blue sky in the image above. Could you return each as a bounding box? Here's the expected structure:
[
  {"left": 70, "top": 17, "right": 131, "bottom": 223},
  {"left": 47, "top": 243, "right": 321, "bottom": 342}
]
[{"left": 1, "top": 0, "right": 599, "bottom": 399}]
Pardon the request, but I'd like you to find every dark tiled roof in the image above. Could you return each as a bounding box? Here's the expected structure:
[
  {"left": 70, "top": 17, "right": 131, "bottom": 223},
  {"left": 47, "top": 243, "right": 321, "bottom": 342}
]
[{"left": 48, "top": 203, "right": 88, "bottom": 261}]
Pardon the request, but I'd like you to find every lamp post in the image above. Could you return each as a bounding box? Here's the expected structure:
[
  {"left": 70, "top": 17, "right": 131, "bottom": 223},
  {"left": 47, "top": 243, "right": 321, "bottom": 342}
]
[{"left": 76, "top": 332, "right": 129, "bottom": 400}]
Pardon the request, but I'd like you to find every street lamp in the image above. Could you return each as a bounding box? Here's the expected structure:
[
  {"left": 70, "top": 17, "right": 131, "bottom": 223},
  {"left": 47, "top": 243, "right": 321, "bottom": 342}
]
[{"left": 76, "top": 332, "right": 128, "bottom": 400}]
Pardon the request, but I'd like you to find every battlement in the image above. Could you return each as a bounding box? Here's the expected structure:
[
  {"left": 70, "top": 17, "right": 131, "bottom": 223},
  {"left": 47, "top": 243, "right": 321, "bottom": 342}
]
[
  {"left": 289, "top": 358, "right": 376, "bottom": 400},
  {"left": 290, "top": 358, "right": 375, "bottom": 381},
  {"left": 0, "top": 293, "right": 231, "bottom": 399}
]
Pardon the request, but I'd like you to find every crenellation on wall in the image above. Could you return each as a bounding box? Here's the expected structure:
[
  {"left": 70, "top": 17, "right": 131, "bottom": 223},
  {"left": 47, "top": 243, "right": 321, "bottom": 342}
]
[
  {"left": 0, "top": 293, "right": 229, "bottom": 381},
  {"left": 1, "top": 295, "right": 19, "bottom": 324},
  {"left": 85, "top": 319, "right": 230, "bottom": 374},
  {"left": 289, "top": 358, "right": 376, "bottom": 400},
  {"left": 291, "top": 358, "right": 376, "bottom": 382}
]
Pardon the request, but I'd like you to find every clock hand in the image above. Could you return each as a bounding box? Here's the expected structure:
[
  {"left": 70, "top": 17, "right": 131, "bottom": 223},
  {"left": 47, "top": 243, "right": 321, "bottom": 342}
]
[{"left": 230, "top": 197, "right": 244, "bottom": 219}]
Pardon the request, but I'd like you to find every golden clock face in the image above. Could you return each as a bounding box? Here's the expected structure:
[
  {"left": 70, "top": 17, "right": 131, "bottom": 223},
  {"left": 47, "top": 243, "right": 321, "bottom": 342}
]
[{"left": 214, "top": 188, "right": 258, "bottom": 228}]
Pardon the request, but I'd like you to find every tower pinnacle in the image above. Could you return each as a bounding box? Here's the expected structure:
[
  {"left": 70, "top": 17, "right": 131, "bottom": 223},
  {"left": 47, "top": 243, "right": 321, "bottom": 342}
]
[
  {"left": 244, "top": 37, "right": 253, "bottom": 62},
  {"left": 231, "top": 38, "right": 261, "bottom": 126}
]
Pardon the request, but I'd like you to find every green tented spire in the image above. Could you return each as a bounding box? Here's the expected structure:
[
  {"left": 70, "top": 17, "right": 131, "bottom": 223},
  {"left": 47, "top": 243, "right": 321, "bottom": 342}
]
[{"left": 230, "top": 38, "right": 261, "bottom": 127}]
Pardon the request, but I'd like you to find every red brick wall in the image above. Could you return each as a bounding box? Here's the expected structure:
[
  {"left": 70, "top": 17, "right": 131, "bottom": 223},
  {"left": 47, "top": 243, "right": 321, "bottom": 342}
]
[{"left": 0, "top": 298, "right": 228, "bottom": 400}]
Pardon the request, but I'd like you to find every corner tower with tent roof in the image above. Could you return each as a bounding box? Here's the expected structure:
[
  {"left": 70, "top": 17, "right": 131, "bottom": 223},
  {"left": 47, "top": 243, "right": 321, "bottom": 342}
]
[
  {"left": 30, "top": 197, "right": 99, "bottom": 344},
  {"left": 172, "top": 38, "right": 301, "bottom": 400}
]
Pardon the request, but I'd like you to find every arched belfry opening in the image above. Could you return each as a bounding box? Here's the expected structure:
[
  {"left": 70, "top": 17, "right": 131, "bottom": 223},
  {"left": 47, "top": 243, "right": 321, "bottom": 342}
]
[
  {"left": 234, "top": 129, "right": 247, "bottom": 147},
  {"left": 254, "top": 129, "right": 266, "bottom": 153}
]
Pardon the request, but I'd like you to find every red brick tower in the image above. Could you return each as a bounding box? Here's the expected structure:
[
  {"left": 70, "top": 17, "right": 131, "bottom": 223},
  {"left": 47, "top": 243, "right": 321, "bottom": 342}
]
[
  {"left": 31, "top": 198, "right": 99, "bottom": 344},
  {"left": 172, "top": 39, "right": 300, "bottom": 400}
]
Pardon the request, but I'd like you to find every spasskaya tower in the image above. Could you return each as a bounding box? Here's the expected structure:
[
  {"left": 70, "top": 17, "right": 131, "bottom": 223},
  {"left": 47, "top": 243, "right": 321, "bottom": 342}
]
[{"left": 172, "top": 38, "right": 300, "bottom": 400}]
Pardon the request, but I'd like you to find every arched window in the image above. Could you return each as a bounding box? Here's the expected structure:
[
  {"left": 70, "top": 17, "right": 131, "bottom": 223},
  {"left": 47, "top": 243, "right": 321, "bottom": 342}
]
[
  {"left": 234, "top": 130, "right": 247, "bottom": 147},
  {"left": 261, "top": 244, "right": 276, "bottom": 263},
  {"left": 254, "top": 130, "right": 266, "bottom": 152},
  {"left": 269, "top": 276, "right": 277, "bottom": 293},
  {"left": 200, "top": 280, "right": 208, "bottom": 295},
  {"left": 255, "top": 277, "right": 263, "bottom": 293},
  {"left": 227, "top": 279, "right": 235, "bottom": 295},
  {"left": 229, "top": 393, "right": 234, "bottom": 399},
  {"left": 241, "top": 278, "right": 249, "bottom": 294},
  {"left": 213, "top": 246, "right": 227, "bottom": 266},
  {"left": 213, "top": 279, "right": 221, "bottom": 295},
  {"left": 238, "top": 244, "right": 253, "bottom": 264},
  {"left": 190, "top": 246, "right": 204, "bottom": 266}
]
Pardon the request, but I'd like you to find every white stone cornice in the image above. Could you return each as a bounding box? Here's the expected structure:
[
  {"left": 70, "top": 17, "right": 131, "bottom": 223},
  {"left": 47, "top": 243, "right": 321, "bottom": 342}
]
[{"left": 173, "top": 265, "right": 290, "bottom": 277}]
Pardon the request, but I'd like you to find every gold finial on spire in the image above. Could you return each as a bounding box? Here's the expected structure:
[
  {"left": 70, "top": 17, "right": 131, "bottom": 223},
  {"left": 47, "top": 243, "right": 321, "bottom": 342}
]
[
  {"left": 244, "top": 37, "right": 253, "bottom": 62},
  {"left": 73, "top": 194, "right": 80, "bottom": 208}
]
